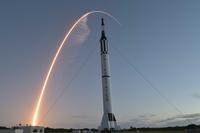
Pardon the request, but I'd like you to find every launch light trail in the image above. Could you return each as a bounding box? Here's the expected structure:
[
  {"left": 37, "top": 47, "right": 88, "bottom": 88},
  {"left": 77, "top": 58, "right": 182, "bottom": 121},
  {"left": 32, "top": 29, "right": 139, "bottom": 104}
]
[{"left": 32, "top": 10, "right": 120, "bottom": 126}]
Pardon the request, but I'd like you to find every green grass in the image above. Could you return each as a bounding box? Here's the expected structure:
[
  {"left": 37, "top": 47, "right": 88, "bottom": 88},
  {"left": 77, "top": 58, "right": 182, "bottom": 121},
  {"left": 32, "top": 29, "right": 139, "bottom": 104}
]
[
  {"left": 141, "top": 131, "right": 186, "bottom": 133},
  {"left": 117, "top": 130, "right": 186, "bottom": 133}
]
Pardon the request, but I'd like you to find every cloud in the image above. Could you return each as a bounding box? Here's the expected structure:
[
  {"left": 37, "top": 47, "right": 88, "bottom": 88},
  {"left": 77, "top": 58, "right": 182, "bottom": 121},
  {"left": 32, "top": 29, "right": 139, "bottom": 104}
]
[
  {"left": 178, "top": 113, "right": 200, "bottom": 119},
  {"left": 138, "top": 114, "right": 156, "bottom": 119},
  {"left": 121, "top": 113, "right": 200, "bottom": 128},
  {"left": 193, "top": 92, "right": 200, "bottom": 99},
  {"left": 120, "top": 114, "right": 159, "bottom": 128},
  {"left": 156, "top": 113, "right": 200, "bottom": 127}
]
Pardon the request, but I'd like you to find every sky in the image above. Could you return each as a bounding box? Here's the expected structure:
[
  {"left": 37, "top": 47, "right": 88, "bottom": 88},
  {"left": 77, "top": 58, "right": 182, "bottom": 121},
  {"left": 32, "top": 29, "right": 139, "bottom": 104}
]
[{"left": 1, "top": 0, "right": 200, "bottom": 129}]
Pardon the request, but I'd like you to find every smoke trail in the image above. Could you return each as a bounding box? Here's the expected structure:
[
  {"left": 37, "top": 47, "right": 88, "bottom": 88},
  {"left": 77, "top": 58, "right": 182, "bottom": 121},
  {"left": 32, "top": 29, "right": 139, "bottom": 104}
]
[
  {"left": 67, "top": 16, "right": 91, "bottom": 46},
  {"left": 73, "top": 17, "right": 90, "bottom": 44},
  {"left": 32, "top": 10, "right": 120, "bottom": 126}
]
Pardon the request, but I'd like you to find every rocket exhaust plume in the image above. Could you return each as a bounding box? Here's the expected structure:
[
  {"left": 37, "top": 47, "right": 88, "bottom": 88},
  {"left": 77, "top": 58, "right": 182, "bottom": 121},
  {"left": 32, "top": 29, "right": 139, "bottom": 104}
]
[{"left": 32, "top": 11, "right": 120, "bottom": 126}]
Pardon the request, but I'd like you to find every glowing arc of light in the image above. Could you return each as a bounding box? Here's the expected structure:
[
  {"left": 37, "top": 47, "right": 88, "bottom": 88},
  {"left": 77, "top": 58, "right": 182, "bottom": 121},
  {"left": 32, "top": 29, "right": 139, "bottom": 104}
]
[{"left": 32, "top": 10, "right": 120, "bottom": 126}]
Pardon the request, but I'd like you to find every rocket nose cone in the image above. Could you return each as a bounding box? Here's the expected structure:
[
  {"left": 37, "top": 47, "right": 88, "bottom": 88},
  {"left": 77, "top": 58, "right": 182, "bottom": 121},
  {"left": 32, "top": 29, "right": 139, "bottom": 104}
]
[{"left": 101, "top": 18, "right": 104, "bottom": 26}]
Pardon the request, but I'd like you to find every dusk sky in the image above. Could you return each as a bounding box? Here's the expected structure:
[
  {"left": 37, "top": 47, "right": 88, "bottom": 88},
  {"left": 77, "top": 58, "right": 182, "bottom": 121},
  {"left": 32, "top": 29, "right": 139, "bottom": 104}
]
[{"left": 1, "top": 0, "right": 200, "bottom": 129}]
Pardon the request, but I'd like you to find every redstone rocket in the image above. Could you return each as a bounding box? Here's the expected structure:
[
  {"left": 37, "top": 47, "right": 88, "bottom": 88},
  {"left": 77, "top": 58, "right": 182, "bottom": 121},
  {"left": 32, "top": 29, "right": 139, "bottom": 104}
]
[{"left": 99, "top": 18, "right": 120, "bottom": 131}]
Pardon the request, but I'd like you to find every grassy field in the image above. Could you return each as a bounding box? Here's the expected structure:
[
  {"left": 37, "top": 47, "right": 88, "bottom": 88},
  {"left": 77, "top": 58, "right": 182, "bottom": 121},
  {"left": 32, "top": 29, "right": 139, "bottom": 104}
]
[
  {"left": 138, "top": 131, "right": 186, "bottom": 133},
  {"left": 117, "top": 130, "right": 186, "bottom": 133}
]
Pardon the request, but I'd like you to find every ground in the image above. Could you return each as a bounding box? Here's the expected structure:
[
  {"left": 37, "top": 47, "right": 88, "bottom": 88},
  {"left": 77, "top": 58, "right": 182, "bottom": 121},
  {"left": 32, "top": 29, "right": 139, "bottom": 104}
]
[{"left": 117, "top": 130, "right": 186, "bottom": 133}]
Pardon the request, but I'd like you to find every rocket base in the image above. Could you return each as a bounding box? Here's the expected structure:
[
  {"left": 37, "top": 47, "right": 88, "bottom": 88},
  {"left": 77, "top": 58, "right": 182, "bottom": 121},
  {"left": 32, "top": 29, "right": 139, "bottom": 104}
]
[{"left": 99, "top": 113, "right": 120, "bottom": 132}]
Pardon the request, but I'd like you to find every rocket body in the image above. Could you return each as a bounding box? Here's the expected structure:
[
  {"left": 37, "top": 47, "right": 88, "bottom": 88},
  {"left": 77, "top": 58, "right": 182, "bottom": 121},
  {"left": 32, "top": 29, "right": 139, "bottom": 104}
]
[
  {"left": 99, "top": 18, "right": 119, "bottom": 131},
  {"left": 101, "top": 35, "right": 113, "bottom": 117}
]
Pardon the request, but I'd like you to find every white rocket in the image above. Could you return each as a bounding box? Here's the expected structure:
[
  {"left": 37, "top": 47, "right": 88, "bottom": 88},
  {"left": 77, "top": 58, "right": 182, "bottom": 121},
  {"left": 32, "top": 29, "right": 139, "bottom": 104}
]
[{"left": 99, "top": 18, "right": 120, "bottom": 131}]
